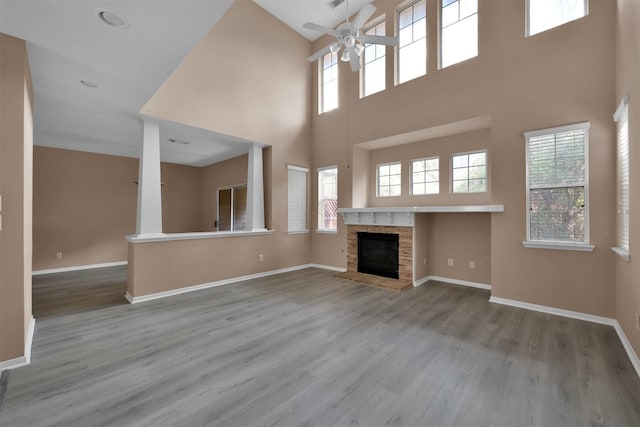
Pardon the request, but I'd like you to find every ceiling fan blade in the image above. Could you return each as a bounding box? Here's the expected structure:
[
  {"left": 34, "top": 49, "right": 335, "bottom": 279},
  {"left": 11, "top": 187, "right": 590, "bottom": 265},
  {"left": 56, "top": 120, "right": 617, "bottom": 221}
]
[
  {"left": 352, "top": 4, "right": 377, "bottom": 29},
  {"left": 303, "top": 22, "right": 339, "bottom": 37},
  {"left": 307, "top": 44, "right": 332, "bottom": 62},
  {"left": 358, "top": 34, "right": 399, "bottom": 46},
  {"left": 348, "top": 47, "right": 360, "bottom": 72}
]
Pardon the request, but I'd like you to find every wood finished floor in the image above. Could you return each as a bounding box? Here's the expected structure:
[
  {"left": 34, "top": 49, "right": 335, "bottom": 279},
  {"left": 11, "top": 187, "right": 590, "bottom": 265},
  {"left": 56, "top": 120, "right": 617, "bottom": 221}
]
[{"left": 2, "top": 266, "right": 640, "bottom": 426}]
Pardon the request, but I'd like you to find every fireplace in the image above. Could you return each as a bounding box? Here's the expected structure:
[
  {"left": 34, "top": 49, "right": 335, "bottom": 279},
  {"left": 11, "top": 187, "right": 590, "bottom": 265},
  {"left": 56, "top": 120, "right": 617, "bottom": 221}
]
[{"left": 357, "top": 232, "right": 399, "bottom": 279}]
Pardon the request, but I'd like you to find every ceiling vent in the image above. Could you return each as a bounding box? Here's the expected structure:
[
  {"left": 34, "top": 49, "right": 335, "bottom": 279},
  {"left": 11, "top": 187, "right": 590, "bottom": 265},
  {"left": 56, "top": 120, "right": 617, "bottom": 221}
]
[{"left": 328, "top": 0, "right": 345, "bottom": 9}]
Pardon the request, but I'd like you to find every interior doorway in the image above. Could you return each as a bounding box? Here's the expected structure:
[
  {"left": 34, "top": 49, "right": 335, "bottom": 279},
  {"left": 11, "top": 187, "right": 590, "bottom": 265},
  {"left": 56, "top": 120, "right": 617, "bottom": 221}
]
[{"left": 216, "top": 185, "right": 247, "bottom": 231}]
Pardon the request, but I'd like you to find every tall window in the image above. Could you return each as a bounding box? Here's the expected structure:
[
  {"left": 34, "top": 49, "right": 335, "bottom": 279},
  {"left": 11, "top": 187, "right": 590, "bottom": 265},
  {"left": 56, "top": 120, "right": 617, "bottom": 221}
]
[
  {"left": 524, "top": 122, "right": 590, "bottom": 247},
  {"left": 411, "top": 157, "right": 439, "bottom": 195},
  {"left": 318, "top": 166, "right": 338, "bottom": 232},
  {"left": 614, "top": 97, "right": 629, "bottom": 254},
  {"left": 398, "top": 0, "right": 426, "bottom": 84},
  {"left": 527, "top": 0, "right": 588, "bottom": 37},
  {"left": 288, "top": 165, "right": 308, "bottom": 233},
  {"left": 362, "top": 21, "right": 386, "bottom": 97},
  {"left": 377, "top": 162, "right": 402, "bottom": 197},
  {"left": 320, "top": 52, "right": 338, "bottom": 113},
  {"left": 440, "top": 0, "right": 478, "bottom": 68},
  {"left": 451, "top": 151, "right": 486, "bottom": 193}
]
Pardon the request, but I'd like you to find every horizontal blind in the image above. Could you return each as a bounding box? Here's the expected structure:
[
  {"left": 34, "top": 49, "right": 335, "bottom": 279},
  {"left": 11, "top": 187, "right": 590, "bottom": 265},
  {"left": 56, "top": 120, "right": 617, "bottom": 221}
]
[
  {"left": 528, "top": 128, "right": 585, "bottom": 188},
  {"left": 616, "top": 102, "right": 630, "bottom": 250},
  {"left": 288, "top": 166, "right": 308, "bottom": 232}
]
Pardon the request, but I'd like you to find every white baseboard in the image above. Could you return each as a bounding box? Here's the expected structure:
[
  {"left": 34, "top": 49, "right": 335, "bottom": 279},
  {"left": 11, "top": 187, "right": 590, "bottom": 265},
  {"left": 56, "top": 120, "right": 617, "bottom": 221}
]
[
  {"left": 33, "top": 261, "right": 128, "bottom": 276},
  {"left": 417, "top": 275, "right": 491, "bottom": 291},
  {"left": 490, "top": 296, "right": 640, "bottom": 378},
  {"left": 0, "top": 316, "right": 35, "bottom": 372},
  {"left": 125, "top": 263, "right": 344, "bottom": 304}
]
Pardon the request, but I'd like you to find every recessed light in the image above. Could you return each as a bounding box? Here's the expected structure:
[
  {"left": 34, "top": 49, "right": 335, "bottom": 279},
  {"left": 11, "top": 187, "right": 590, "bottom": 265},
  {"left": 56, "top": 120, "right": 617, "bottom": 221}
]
[
  {"left": 96, "top": 9, "right": 129, "bottom": 29},
  {"left": 80, "top": 80, "right": 98, "bottom": 88},
  {"left": 168, "top": 138, "right": 190, "bottom": 145}
]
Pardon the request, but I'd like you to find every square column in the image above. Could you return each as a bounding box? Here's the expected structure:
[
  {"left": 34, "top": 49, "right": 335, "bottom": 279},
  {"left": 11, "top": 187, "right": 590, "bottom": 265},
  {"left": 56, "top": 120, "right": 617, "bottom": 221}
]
[
  {"left": 136, "top": 120, "right": 163, "bottom": 236},
  {"left": 245, "top": 144, "right": 266, "bottom": 231}
]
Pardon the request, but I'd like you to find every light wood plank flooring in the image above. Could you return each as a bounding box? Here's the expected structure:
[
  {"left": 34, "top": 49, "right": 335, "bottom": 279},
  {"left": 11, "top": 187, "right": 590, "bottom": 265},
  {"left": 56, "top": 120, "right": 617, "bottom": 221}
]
[{"left": 1, "top": 266, "right": 640, "bottom": 426}]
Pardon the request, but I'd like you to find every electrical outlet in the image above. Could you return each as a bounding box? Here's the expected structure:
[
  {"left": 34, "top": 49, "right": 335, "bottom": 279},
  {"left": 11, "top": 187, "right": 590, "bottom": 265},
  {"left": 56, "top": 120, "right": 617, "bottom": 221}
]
[
  {"left": 635, "top": 313, "right": 639, "bottom": 331},
  {"left": 56, "top": 252, "right": 63, "bottom": 260},
  {"left": 447, "top": 258, "right": 454, "bottom": 267},
  {"left": 259, "top": 254, "right": 264, "bottom": 262},
  {"left": 469, "top": 261, "right": 475, "bottom": 269}
]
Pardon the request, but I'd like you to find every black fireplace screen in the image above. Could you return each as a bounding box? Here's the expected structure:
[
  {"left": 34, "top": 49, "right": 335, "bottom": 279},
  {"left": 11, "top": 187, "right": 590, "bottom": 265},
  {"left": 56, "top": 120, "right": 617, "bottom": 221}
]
[{"left": 357, "top": 232, "right": 399, "bottom": 279}]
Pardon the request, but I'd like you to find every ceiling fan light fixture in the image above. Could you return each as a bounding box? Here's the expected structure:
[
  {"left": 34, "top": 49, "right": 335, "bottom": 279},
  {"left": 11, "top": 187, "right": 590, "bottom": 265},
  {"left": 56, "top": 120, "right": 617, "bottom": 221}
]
[
  {"left": 344, "top": 35, "right": 356, "bottom": 48},
  {"left": 341, "top": 49, "right": 350, "bottom": 62},
  {"left": 354, "top": 44, "right": 364, "bottom": 56},
  {"left": 330, "top": 42, "right": 342, "bottom": 54}
]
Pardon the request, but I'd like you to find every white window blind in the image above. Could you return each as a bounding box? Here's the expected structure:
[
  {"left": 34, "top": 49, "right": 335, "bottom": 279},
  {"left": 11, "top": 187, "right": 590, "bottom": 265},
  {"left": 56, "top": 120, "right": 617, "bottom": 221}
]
[
  {"left": 288, "top": 165, "right": 308, "bottom": 233},
  {"left": 525, "top": 122, "right": 589, "bottom": 244},
  {"left": 318, "top": 166, "right": 338, "bottom": 231},
  {"left": 615, "top": 97, "right": 629, "bottom": 251}
]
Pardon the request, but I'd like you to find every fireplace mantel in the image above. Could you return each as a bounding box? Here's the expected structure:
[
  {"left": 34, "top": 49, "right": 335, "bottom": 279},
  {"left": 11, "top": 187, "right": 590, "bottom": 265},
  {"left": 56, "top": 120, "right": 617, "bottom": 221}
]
[{"left": 338, "top": 205, "right": 504, "bottom": 227}]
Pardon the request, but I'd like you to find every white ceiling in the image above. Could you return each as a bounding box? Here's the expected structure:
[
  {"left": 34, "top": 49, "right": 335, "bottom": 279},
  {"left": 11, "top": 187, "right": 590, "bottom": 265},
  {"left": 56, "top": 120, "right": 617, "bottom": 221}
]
[{"left": 0, "top": 0, "right": 368, "bottom": 166}]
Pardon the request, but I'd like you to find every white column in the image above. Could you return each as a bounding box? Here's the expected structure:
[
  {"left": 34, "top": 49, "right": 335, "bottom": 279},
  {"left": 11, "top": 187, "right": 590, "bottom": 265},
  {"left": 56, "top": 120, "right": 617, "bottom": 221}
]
[
  {"left": 136, "top": 120, "right": 163, "bottom": 236},
  {"left": 245, "top": 144, "right": 266, "bottom": 231}
]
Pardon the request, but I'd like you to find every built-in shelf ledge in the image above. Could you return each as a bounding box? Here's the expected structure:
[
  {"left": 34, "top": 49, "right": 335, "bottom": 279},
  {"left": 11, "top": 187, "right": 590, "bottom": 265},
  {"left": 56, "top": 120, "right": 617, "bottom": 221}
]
[
  {"left": 338, "top": 205, "right": 504, "bottom": 227},
  {"left": 126, "top": 230, "right": 273, "bottom": 243}
]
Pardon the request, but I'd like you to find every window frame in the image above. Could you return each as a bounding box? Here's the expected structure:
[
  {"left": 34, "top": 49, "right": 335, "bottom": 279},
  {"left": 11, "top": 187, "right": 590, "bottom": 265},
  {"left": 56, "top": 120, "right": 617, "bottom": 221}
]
[
  {"left": 396, "top": 0, "right": 427, "bottom": 85},
  {"left": 377, "top": 161, "right": 402, "bottom": 198},
  {"left": 612, "top": 96, "right": 630, "bottom": 261},
  {"left": 361, "top": 18, "right": 387, "bottom": 98},
  {"left": 523, "top": 121, "right": 594, "bottom": 252},
  {"left": 411, "top": 156, "right": 440, "bottom": 195},
  {"left": 450, "top": 150, "right": 488, "bottom": 194},
  {"left": 526, "top": 0, "right": 589, "bottom": 37},
  {"left": 317, "top": 165, "right": 338, "bottom": 234},
  {"left": 319, "top": 52, "right": 338, "bottom": 114},
  {"left": 439, "top": 0, "right": 479, "bottom": 69},
  {"left": 287, "top": 164, "right": 309, "bottom": 234}
]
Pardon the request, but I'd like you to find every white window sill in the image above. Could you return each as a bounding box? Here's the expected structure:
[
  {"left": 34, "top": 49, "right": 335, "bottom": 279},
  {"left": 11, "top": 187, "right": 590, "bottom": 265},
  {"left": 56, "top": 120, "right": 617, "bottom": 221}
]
[
  {"left": 522, "top": 241, "right": 595, "bottom": 252},
  {"left": 316, "top": 229, "right": 338, "bottom": 234},
  {"left": 287, "top": 230, "right": 309, "bottom": 235},
  {"left": 611, "top": 247, "right": 630, "bottom": 262}
]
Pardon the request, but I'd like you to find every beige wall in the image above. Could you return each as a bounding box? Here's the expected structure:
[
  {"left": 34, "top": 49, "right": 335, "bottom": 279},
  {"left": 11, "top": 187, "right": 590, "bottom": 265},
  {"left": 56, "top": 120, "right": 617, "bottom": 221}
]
[
  {"left": 0, "top": 33, "right": 32, "bottom": 363},
  {"left": 614, "top": 0, "right": 640, "bottom": 357},
  {"left": 310, "top": 0, "right": 616, "bottom": 317},
  {"left": 200, "top": 154, "right": 248, "bottom": 231},
  {"left": 161, "top": 162, "right": 202, "bottom": 233}
]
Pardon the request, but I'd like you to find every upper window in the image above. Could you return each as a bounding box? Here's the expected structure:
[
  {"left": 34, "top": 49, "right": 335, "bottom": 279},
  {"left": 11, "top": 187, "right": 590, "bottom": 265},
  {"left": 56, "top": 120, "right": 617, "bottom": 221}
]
[
  {"left": 527, "top": 0, "right": 588, "bottom": 36},
  {"left": 318, "top": 166, "right": 338, "bottom": 232},
  {"left": 362, "top": 21, "right": 387, "bottom": 97},
  {"left": 411, "top": 157, "right": 439, "bottom": 195},
  {"left": 440, "top": 0, "right": 478, "bottom": 68},
  {"left": 288, "top": 165, "right": 309, "bottom": 233},
  {"left": 320, "top": 52, "right": 338, "bottom": 113},
  {"left": 398, "top": 0, "right": 427, "bottom": 84},
  {"left": 614, "top": 97, "right": 629, "bottom": 254},
  {"left": 377, "top": 162, "right": 402, "bottom": 197},
  {"left": 524, "top": 122, "right": 590, "bottom": 248},
  {"left": 451, "top": 151, "right": 487, "bottom": 193}
]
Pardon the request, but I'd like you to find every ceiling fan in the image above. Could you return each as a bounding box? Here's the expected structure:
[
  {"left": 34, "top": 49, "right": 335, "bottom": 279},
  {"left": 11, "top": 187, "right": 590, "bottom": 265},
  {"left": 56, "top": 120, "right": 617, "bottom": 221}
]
[{"left": 304, "top": 2, "right": 399, "bottom": 72}]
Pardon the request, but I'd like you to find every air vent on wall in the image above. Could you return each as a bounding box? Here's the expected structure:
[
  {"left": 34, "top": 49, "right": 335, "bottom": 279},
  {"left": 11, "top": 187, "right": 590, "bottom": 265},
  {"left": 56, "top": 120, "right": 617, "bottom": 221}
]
[{"left": 328, "top": 0, "right": 345, "bottom": 9}]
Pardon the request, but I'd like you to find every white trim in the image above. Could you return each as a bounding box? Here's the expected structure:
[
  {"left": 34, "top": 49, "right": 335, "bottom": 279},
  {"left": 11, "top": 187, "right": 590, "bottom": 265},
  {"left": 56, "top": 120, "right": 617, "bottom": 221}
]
[
  {"left": 338, "top": 205, "right": 505, "bottom": 213},
  {"left": 524, "top": 121, "right": 590, "bottom": 139},
  {"left": 316, "top": 229, "right": 338, "bottom": 234},
  {"left": 522, "top": 241, "right": 595, "bottom": 252},
  {"left": 1, "top": 317, "right": 35, "bottom": 372},
  {"left": 308, "top": 263, "right": 347, "bottom": 272},
  {"left": 413, "top": 275, "right": 430, "bottom": 287},
  {"left": 489, "top": 296, "right": 640, "bottom": 378},
  {"left": 611, "top": 246, "right": 630, "bottom": 262},
  {"left": 614, "top": 95, "right": 629, "bottom": 121},
  {"left": 287, "top": 230, "right": 309, "bottom": 235},
  {"left": 425, "top": 275, "right": 491, "bottom": 290},
  {"left": 287, "top": 164, "right": 309, "bottom": 173},
  {"left": 317, "top": 164, "right": 338, "bottom": 172},
  {"left": 125, "top": 264, "right": 345, "bottom": 304},
  {"left": 126, "top": 230, "right": 272, "bottom": 243},
  {"left": 32, "top": 261, "right": 128, "bottom": 276}
]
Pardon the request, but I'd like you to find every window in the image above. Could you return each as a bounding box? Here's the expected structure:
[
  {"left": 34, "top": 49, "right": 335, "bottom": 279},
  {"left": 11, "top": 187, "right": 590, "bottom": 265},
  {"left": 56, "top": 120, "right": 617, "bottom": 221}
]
[
  {"left": 524, "top": 122, "right": 592, "bottom": 250},
  {"left": 398, "top": 0, "right": 426, "bottom": 84},
  {"left": 320, "top": 52, "right": 338, "bottom": 113},
  {"left": 614, "top": 97, "right": 629, "bottom": 257},
  {"left": 440, "top": 0, "right": 478, "bottom": 68},
  {"left": 411, "top": 157, "right": 439, "bottom": 195},
  {"left": 288, "top": 165, "right": 308, "bottom": 233},
  {"left": 527, "top": 0, "right": 588, "bottom": 37},
  {"left": 216, "top": 185, "right": 247, "bottom": 231},
  {"left": 377, "top": 162, "right": 402, "bottom": 197},
  {"left": 451, "top": 151, "right": 486, "bottom": 193},
  {"left": 318, "top": 166, "right": 338, "bottom": 232},
  {"left": 362, "top": 21, "right": 386, "bottom": 97}
]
